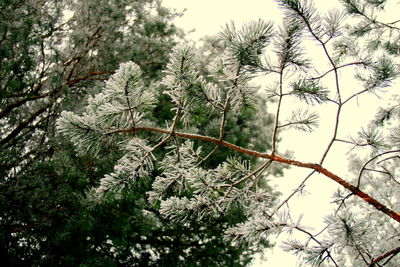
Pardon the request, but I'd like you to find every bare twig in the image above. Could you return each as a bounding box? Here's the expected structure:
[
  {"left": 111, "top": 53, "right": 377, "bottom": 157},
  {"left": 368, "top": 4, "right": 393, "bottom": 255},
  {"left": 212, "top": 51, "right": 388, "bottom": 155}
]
[
  {"left": 272, "top": 70, "right": 284, "bottom": 155},
  {"left": 356, "top": 150, "right": 400, "bottom": 188}
]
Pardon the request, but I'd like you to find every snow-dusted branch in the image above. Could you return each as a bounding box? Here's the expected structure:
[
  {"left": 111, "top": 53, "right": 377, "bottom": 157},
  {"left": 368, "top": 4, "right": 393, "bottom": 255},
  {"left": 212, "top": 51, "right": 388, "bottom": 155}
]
[{"left": 108, "top": 125, "right": 400, "bottom": 223}]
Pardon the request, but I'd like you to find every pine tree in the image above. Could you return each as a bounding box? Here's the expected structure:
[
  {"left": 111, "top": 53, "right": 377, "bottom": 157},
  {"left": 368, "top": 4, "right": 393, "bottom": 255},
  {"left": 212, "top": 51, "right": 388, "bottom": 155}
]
[{"left": 59, "top": 0, "right": 400, "bottom": 266}]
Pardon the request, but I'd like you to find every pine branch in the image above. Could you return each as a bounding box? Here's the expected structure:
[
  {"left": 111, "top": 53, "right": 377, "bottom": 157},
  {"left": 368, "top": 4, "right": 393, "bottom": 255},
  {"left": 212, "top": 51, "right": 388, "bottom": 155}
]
[
  {"left": 286, "top": 225, "right": 339, "bottom": 267},
  {"left": 65, "top": 71, "right": 111, "bottom": 86},
  {"left": 341, "top": 0, "right": 400, "bottom": 31},
  {"left": 0, "top": 92, "right": 50, "bottom": 120},
  {"left": 369, "top": 245, "right": 400, "bottom": 266},
  {"left": 280, "top": 109, "right": 319, "bottom": 132},
  {"left": 108, "top": 126, "right": 400, "bottom": 223},
  {"left": 0, "top": 106, "right": 48, "bottom": 145}
]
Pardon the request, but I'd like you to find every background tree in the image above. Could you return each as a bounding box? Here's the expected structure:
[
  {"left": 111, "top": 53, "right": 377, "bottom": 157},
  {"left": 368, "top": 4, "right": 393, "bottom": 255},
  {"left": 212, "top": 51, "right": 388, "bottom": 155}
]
[
  {"left": 0, "top": 0, "right": 179, "bottom": 177},
  {"left": 59, "top": 0, "right": 400, "bottom": 266}
]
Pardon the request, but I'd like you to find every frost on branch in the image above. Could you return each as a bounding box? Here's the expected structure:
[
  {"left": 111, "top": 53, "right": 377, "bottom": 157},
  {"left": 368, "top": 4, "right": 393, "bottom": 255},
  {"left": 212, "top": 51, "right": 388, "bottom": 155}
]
[
  {"left": 57, "top": 62, "right": 156, "bottom": 154},
  {"left": 282, "top": 238, "right": 335, "bottom": 267},
  {"left": 162, "top": 45, "right": 227, "bottom": 125},
  {"left": 147, "top": 141, "right": 200, "bottom": 205},
  {"left": 153, "top": 147, "right": 274, "bottom": 222},
  {"left": 285, "top": 109, "right": 319, "bottom": 132},
  {"left": 224, "top": 191, "right": 277, "bottom": 243},
  {"left": 161, "top": 27, "right": 273, "bottom": 123},
  {"left": 101, "top": 61, "right": 157, "bottom": 128},
  {"left": 325, "top": 211, "right": 371, "bottom": 251},
  {"left": 290, "top": 79, "right": 329, "bottom": 104},
  {"left": 57, "top": 110, "right": 106, "bottom": 155},
  {"left": 96, "top": 138, "right": 155, "bottom": 194},
  {"left": 221, "top": 19, "right": 273, "bottom": 70},
  {"left": 219, "top": 20, "right": 274, "bottom": 113}
]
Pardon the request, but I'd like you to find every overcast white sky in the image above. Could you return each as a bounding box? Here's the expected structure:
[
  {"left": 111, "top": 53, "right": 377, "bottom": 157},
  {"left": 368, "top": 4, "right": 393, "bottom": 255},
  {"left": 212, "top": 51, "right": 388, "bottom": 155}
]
[{"left": 162, "top": 1, "right": 397, "bottom": 266}]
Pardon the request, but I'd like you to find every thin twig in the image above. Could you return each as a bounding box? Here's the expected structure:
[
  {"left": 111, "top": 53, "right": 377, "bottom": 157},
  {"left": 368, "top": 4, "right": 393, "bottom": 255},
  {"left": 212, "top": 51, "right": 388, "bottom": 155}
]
[
  {"left": 356, "top": 150, "right": 400, "bottom": 188},
  {"left": 271, "top": 68, "right": 284, "bottom": 154},
  {"left": 270, "top": 170, "right": 315, "bottom": 217}
]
